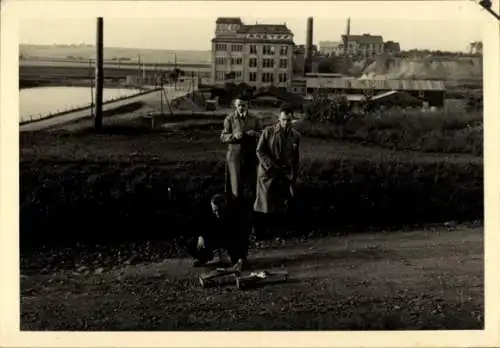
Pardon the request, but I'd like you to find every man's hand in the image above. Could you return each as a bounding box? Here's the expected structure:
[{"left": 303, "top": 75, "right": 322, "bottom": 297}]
[
  {"left": 197, "top": 236, "right": 205, "bottom": 250},
  {"left": 246, "top": 130, "right": 259, "bottom": 137},
  {"left": 234, "top": 131, "right": 243, "bottom": 140}
]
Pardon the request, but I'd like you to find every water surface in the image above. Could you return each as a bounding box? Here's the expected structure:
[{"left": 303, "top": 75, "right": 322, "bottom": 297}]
[{"left": 20, "top": 86, "right": 142, "bottom": 122}]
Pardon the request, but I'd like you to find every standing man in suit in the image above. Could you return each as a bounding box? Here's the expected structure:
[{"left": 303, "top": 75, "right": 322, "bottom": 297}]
[{"left": 221, "top": 97, "right": 262, "bottom": 205}]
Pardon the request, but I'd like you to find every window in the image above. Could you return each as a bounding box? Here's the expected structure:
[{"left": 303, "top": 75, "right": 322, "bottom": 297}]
[
  {"left": 235, "top": 71, "right": 243, "bottom": 80},
  {"left": 216, "top": 71, "right": 226, "bottom": 81},
  {"left": 249, "top": 58, "right": 258, "bottom": 68},
  {"left": 280, "top": 46, "right": 288, "bottom": 56},
  {"left": 261, "top": 72, "right": 274, "bottom": 83},
  {"left": 279, "top": 58, "right": 288, "bottom": 69},
  {"left": 249, "top": 72, "right": 257, "bottom": 82},
  {"left": 215, "top": 57, "right": 226, "bottom": 65},
  {"left": 263, "top": 58, "right": 274, "bottom": 68},
  {"left": 215, "top": 43, "right": 227, "bottom": 51},
  {"left": 263, "top": 45, "right": 275, "bottom": 55},
  {"left": 230, "top": 44, "right": 243, "bottom": 52},
  {"left": 230, "top": 57, "right": 243, "bottom": 65},
  {"left": 279, "top": 73, "right": 288, "bottom": 83},
  {"left": 249, "top": 45, "right": 257, "bottom": 54}
]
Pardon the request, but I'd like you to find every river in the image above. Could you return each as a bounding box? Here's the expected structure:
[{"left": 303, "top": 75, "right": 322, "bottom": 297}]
[{"left": 19, "top": 86, "right": 142, "bottom": 123}]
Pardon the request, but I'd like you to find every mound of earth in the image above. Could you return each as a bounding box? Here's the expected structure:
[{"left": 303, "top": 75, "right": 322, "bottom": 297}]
[{"left": 360, "top": 55, "right": 482, "bottom": 81}]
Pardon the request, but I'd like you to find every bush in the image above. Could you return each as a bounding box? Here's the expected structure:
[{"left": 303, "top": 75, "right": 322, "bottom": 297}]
[{"left": 295, "top": 111, "right": 483, "bottom": 156}]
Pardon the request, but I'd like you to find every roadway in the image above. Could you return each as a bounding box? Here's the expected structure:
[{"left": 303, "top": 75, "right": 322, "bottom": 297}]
[{"left": 20, "top": 87, "right": 193, "bottom": 132}]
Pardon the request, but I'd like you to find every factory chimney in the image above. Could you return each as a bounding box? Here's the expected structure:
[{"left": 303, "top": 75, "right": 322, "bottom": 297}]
[{"left": 304, "top": 17, "right": 313, "bottom": 74}]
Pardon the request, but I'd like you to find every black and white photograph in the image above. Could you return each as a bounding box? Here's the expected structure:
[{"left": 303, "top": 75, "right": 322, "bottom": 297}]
[{"left": 1, "top": 0, "right": 500, "bottom": 345}]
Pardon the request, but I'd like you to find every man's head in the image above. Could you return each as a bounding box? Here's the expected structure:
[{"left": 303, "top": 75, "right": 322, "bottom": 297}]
[
  {"left": 278, "top": 106, "right": 294, "bottom": 132},
  {"left": 210, "top": 193, "right": 228, "bottom": 219},
  {"left": 233, "top": 98, "right": 248, "bottom": 115}
]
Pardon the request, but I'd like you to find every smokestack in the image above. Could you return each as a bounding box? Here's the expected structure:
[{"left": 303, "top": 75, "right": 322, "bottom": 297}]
[
  {"left": 304, "top": 17, "right": 313, "bottom": 74},
  {"left": 343, "top": 17, "right": 351, "bottom": 57}
]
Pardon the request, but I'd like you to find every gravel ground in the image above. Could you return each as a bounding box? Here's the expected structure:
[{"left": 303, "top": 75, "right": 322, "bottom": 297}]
[{"left": 20, "top": 226, "right": 483, "bottom": 330}]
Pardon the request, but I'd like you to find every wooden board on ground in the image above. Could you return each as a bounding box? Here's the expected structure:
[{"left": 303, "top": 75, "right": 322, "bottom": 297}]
[{"left": 236, "top": 269, "right": 289, "bottom": 290}]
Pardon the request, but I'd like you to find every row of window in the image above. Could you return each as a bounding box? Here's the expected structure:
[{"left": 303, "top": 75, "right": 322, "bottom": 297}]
[
  {"left": 215, "top": 71, "right": 288, "bottom": 83},
  {"left": 216, "top": 57, "right": 289, "bottom": 68},
  {"left": 215, "top": 43, "right": 244, "bottom": 52},
  {"left": 215, "top": 43, "right": 289, "bottom": 56},
  {"left": 215, "top": 57, "right": 244, "bottom": 65}
]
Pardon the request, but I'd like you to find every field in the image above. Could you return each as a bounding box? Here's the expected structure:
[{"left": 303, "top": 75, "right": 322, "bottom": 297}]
[
  {"left": 19, "top": 105, "right": 484, "bottom": 330},
  {"left": 20, "top": 44, "right": 211, "bottom": 64}
]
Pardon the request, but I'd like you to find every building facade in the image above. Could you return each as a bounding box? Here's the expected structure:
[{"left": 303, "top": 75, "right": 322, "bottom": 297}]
[
  {"left": 318, "top": 41, "right": 343, "bottom": 56},
  {"left": 340, "top": 34, "right": 384, "bottom": 57},
  {"left": 211, "top": 17, "right": 295, "bottom": 91},
  {"left": 294, "top": 44, "right": 318, "bottom": 56},
  {"left": 383, "top": 41, "right": 401, "bottom": 54}
]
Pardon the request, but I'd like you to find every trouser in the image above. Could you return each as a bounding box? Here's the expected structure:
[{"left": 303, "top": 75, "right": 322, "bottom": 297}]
[{"left": 226, "top": 153, "right": 257, "bottom": 206}]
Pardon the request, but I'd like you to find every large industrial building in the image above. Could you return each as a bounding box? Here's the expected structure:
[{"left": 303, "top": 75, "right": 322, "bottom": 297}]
[
  {"left": 291, "top": 77, "right": 446, "bottom": 107},
  {"left": 210, "top": 17, "right": 295, "bottom": 91}
]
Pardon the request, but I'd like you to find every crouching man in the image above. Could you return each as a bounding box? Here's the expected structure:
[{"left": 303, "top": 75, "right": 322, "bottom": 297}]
[
  {"left": 253, "top": 106, "right": 301, "bottom": 239},
  {"left": 187, "top": 193, "right": 250, "bottom": 268}
]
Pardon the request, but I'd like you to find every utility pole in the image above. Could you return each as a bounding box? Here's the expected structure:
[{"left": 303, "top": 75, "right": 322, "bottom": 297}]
[
  {"left": 89, "top": 59, "right": 94, "bottom": 119},
  {"left": 94, "top": 17, "right": 104, "bottom": 131}
]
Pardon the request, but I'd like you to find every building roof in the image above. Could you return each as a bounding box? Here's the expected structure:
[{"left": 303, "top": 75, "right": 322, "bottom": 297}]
[
  {"left": 304, "top": 77, "right": 446, "bottom": 91},
  {"left": 212, "top": 37, "right": 294, "bottom": 45},
  {"left": 341, "top": 34, "right": 384, "bottom": 44},
  {"left": 237, "top": 24, "right": 292, "bottom": 35},
  {"left": 216, "top": 17, "right": 243, "bottom": 24}
]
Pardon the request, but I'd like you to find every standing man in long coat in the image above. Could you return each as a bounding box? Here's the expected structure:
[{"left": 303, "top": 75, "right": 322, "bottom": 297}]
[
  {"left": 221, "top": 97, "right": 262, "bottom": 204},
  {"left": 253, "top": 106, "right": 301, "bottom": 239}
]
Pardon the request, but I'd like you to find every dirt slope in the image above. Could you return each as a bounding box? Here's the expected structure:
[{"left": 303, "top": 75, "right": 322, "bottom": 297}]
[
  {"left": 20, "top": 226, "right": 483, "bottom": 330},
  {"left": 360, "top": 56, "right": 482, "bottom": 80}
]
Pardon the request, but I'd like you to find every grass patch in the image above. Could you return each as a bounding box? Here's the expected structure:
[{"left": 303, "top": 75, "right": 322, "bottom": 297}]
[
  {"left": 295, "top": 111, "right": 483, "bottom": 156},
  {"left": 20, "top": 125, "right": 483, "bottom": 248}
]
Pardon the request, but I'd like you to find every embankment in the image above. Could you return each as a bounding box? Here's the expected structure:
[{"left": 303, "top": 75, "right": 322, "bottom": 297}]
[
  {"left": 20, "top": 123, "right": 483, "bottom": 249},
  {"left": 360, "top": 56, "right": 482, "bottom": 81}
]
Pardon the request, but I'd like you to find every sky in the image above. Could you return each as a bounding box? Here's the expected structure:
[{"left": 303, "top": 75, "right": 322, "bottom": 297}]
[{"left": 16, "top": 1, "right": 492, "bottom": 52}]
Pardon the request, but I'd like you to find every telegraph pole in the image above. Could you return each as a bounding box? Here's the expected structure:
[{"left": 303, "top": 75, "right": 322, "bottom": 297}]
[{"left": 94, "top": 17, "right": 104, "bottom": 131}]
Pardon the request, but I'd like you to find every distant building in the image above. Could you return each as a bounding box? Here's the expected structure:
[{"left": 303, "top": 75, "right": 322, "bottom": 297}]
[
  {"left": 318, "top": 41, "right": 343, "bottom": 56},
  {"left": 383, "top": 41, "right": 401, "bottom": 54},
  {"left": 340, "top": 33, "right": 384, "bottom": 57},
  {"left": 469, "top": 41, "right": 483, "bottom": 55},
  {"left": 294, "top": 44, "right": 318, "bottom": 56},
  {"left": 211, "top": 17, "right": 295, "bottom": 91}
]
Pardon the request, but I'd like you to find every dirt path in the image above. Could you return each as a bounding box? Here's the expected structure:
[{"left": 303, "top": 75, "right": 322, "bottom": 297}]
[{"left": 20, "top": 226, "right": 483, "bottom": 330}]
